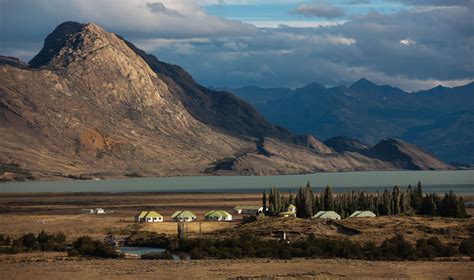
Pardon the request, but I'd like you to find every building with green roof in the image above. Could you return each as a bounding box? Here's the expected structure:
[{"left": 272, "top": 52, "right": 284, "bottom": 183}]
[
  {"left": 205, "top": 210, "right": 232, "bottom": 221},
  {"left": 134, "top": 211, "right": 163, "bottom": 222},
  {"left": 171, "top": 210, "right": 196, "bottom": 222},
  {"left": 349, "top": 211, "right": 376, "bottom": 218},
  {"left": 312, "top": 211, "right": 341, "bottom": 220}
]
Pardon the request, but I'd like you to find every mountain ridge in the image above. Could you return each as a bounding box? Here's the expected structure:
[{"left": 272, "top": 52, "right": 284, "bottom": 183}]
[
  {"left": 0, "top": 22, "right": 453, "bottom": 181},
  {"left": 228, "top": 79, "right": 473, "bottom": 164}
]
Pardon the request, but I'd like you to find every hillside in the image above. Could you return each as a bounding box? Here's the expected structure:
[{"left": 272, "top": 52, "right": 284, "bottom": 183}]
[
  {"left": 0, "top": 22, "right": 452, "bottom": 181},
  {"left": 229, "top": 80, "right": 474, "bottom": 164}
]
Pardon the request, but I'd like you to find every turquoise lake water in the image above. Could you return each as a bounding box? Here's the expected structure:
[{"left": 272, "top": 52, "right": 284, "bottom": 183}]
[{"left": 1, "top": 170, "right": 473, "bottom": 193}]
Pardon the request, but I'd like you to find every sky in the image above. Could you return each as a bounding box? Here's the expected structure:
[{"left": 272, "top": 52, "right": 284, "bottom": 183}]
[{"left": 0, "top": 0, "right": 473, "bottom": 91}]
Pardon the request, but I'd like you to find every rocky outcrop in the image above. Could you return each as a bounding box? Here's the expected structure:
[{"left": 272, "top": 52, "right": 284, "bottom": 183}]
[
  {"left": 324, "top": 136, "right": 370, "bottom": 154},
  {"left": 294, "top": 134, "right": 333, "bottom": 154}
]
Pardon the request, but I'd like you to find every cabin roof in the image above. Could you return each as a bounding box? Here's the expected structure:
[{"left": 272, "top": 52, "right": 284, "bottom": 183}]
[
  {"left": 171, "top": 210, "right": 196, "bottom": 219},
  {"left": 205, "top": 210, "right": 231, "bottom": 218},
  {"left": 313, "top": 211, "right": 341, "bottom": 219},
  {"left": 350, "top": 210, "right": 376, "bottom": 218}
]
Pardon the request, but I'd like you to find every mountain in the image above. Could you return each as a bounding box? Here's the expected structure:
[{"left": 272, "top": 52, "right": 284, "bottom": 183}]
[
  {"left": 227, "top": 80, "right": 474, "bottom": 164},
  {"left": 222, "top": 86, "right": 294, "bottom": 105},
  {"left": 0, "top": 22, "right": 451, "bottom": 181},
  {"left": 366, "top": 139, "right": 451, "bottom": 170},
  {"left": 324, "top": 136, "right": 370, "bottom": 154}
]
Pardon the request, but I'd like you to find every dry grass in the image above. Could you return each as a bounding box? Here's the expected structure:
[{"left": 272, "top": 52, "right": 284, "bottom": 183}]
[
  {"left": 0, "top": 252, "right": 472, "bottom": 280},
  {"left": 0, "top": 192, "right": 473, "bottom": 244}
]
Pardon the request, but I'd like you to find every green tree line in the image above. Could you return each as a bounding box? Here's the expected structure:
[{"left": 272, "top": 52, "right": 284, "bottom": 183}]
[{"left": 264, "top": 181, "right": 468, "bottom": 218}]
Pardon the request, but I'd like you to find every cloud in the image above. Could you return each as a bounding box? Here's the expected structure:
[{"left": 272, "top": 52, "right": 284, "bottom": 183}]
[
  {"left": 394, "top": 0, "right": 472, "bottom": 6},
  {"left": 146, "top": 2, "right": 181, "bottom": 16},
  {"left": 0, "top": 0, "right": 472, "bottom": 91},
  {"left": 292, "top": 1, "right": 346, "bottom": 18},
  {"left": 344, "top": 0, "right": 370, "bottom": 4},
  {"left": 399, "top": 39, "right": 415, "bottom": 45}
]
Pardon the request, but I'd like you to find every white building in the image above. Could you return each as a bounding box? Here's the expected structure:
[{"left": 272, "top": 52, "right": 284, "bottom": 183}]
[
  {"left": 93, "top": 208, "right": 105, "bottom": 214},
  {"left": 205, "top": 210, "right": 232, "bottom": 221},
  {"left": 312, "top": 211, "right": 341, "bottom": 220},
  {"left": 349, "top": 211, "right": 376, "bottom": 218},
  {"left": 233, "top": 206, "right": 264, "bottom": 215}
]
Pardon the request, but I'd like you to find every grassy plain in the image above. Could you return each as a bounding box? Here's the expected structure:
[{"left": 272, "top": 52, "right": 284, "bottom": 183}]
[{"left": 0, "top": 192, "right": 473, "bottom": 279}]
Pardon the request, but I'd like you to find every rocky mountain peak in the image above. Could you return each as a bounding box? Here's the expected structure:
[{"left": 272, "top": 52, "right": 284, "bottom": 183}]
[
  {"left": 28, "top": 21, "right": 85, "bottom": 68},
  {"left": 350, "top": 78, "right": 376, "bottom": 90}
]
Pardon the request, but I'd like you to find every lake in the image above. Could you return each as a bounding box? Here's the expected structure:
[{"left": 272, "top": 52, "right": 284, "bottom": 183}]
[
  {"left": 1, "top": 170, "right": 473, "bottom": 194},
  {"left": 118, "top": 246, "right": 183, "bottom": 260}
]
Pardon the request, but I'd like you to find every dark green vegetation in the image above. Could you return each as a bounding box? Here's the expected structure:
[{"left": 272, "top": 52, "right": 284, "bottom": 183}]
[
  {"left": 68, "top": 236, "right": 121, "bottom": 258},
  {"left": 0, "top": 231, "right": 121, "bottom": 258},
  {"left": 140, "top": 252, "right": 174, "bottom": 260},
  {"left": 173, "top": 233, "right": 471, "bottom": 261},
  {"left": 0, "top": 231, "right": 66, "bottom": 254},
  {"left": 265, "top": 182, "right": 469, "bottom": 219}
]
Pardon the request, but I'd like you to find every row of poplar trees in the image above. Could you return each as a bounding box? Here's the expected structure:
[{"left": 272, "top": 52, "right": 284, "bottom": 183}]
[{"left": 262, "top": 181, "right": 468, "bottom": 219}]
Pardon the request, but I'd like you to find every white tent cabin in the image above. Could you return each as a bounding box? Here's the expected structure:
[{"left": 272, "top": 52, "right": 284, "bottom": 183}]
[
  {"left": 312, "top": 211, "right": 341, "bottom": 220},
  {"left": 349, "top": 211, "right": 376, "bottom": 218}
]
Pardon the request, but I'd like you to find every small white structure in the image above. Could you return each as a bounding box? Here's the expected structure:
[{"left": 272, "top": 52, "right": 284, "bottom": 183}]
[
  {"left": 313, "top": 211, "right": 341, "bottom": 220},
  {"left": 233, "top": 206, "right": 264, "bottom": 215},
  {"left": 93, "top": 208, "right": 105, "bottom": 214},
  {"left": 82, "top": 208, "right": 105, "bottom": 215},
  {"left": 464, "top": 201, "right": 474, "bottom": 208},
  {"left": 350, "top": 211, "right": 376, "bottom": 218},
  {"left": 205, "top": 210, "right": 233, "bottom": 221},
  {"left": 288, "top": 204, "right": 297, "bottom": 213}
]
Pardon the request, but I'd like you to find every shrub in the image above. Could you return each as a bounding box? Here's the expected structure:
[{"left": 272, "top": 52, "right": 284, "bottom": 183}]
[
  {"left": 190, "top": 247, "right": 204, "bottom": 259},
  {"left": 72, "top": 236, "right": 119, "bottom": 258},
  {"left": 278, "top": 244, "right": 292, "bottom": 260},
  {"left": 0, "top": 234, "right": 11, "bottom": 246},
  {"left": 67, "top": 249, "right": 80, "bottom": 257},
  {"left": 141, "top": 252, "right": 173, "bottom": 260},
  {"left": 459, "top": 237, "right": 474, "bottom": 256},
  {"left": 22, "top": 233, "right": 38, "bottom": 249},
  {"left": 380, "top": 235, "right": 416, "bottom": 260},
  {"left": 179, "top": 252, "right": 187, "bottom": 260}
]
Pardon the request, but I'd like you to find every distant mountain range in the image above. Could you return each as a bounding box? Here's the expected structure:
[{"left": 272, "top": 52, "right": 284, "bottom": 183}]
[
  {"left": 226, "top": 79, "right": 474, "bottom": 165},
  {"left": 0, "top": 22, "right": 453, "bottom": 181}
]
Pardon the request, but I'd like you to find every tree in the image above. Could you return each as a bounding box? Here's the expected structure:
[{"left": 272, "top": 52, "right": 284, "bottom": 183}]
[
  {"left": 288, "top": 191, "right": 294, "bottom": 205},
  {"left": 304, "top": 182, "right": 314, "bottom": 216},
  {"left": 262, "top": 191, "right": 267, "bottom": 213},
  {"left": 418, "top": 194, "right": 437, "bottom": 215},
  {"left": 322, "top": 185, "right": 334, "bottom": 211},
  {"left": 392, "top": 186, "right": 401, "bottom": 215}
]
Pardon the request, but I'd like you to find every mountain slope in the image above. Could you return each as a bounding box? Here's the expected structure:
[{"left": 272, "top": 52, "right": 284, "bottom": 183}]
[
  {"left": 229, "top": 80, "right": 474, "bottom": 164},
  {"left": 0, "top": 22, "right": 451, "bottom": 181},
  {"left": 367, "top": 139, "right": 452, "bottom": 170}
]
